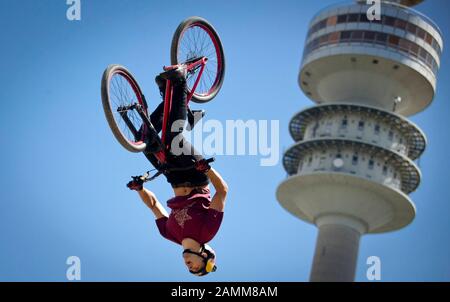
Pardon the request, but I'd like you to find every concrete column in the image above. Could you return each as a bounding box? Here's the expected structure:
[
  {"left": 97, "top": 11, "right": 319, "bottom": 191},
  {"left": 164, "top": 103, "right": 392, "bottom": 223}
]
[{"left": 309, "top": 215, "right": 366, "bottom": 282}]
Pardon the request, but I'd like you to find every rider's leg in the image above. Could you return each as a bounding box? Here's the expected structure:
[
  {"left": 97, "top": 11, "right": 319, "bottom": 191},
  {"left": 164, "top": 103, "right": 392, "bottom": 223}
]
[
  {"left": 161, "top": 73, "right": 209, "bottom": 187},
  {"left": 145, "top": 70, "right": 208, "bottom": 187},
  {"left": 145, "top": 74, "right": 169, "bottom": 135},
  {"left": 146, "top": 73, "right": 168, "bottom": 134},
  {"left": 151, "top": 73, "right": 200, "bottom": 140},
  {"left": 150, "top": 101, "right": 164, "bottom": 133},
  {"left": 165, "top": 79, "right": 204, "bottom": 162},
  {"left": 149, "top": 71, "right": 184, "bottom": 134}
]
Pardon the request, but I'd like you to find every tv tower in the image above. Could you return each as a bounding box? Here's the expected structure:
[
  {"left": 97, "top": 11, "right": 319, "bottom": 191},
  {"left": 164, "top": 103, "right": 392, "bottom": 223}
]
[{"left": 276, "top": 0, "right": 442, "bottom": 282}]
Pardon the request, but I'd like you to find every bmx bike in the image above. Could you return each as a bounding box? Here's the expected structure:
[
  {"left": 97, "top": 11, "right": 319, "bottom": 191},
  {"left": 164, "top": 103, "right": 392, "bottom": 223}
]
[{"left": 101, "top": 16, "right": 225, "bottom": 182}]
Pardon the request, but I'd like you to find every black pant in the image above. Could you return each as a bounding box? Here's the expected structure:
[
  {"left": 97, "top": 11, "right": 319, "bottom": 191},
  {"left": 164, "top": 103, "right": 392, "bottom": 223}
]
[{"left": 144, "top": 79, "right": 209, "bottom": 188}]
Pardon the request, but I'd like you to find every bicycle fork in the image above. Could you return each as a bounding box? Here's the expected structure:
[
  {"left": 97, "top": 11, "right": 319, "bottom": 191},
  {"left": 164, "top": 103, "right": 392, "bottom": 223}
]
[{"left": 116, "top": 96, "right": 161, "bottom": 149}]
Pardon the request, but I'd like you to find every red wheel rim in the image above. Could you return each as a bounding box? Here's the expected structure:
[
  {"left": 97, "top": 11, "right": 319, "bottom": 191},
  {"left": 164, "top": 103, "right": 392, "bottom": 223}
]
[{"left": 177, "top": 22, "right": 223, "bottom": 98}]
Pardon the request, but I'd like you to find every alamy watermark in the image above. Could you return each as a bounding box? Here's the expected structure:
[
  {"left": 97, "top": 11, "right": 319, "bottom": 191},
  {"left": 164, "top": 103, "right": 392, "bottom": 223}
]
[
  {"left": 169, "top": 116, "right": 280, "bottom": 167},
  {"left": 66, "top": 256, "right": 81, "bottom": 281},
  {"left": 366, "top": 0, "right": 381, "bottom": 21},
  {"left": 366, "top": 256, "right": 381, "bottom": 281},
  {"left": 66, "top": 0, "right": 81, "bottom": 21}
]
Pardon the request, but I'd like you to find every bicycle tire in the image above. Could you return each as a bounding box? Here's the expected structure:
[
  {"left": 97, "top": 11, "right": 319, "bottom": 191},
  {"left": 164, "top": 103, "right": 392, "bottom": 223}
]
[
  {"left": 101, "top": 64, "right": 148, "bottom": 153},
  {"left": 170, "top": 16, "right": 226, "bottom": 103}
]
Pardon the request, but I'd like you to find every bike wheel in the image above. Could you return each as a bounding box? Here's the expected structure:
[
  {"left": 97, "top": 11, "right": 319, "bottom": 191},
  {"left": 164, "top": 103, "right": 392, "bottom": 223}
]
[
  {"left": 101, "top": 64, "right": 148, "bottom": 153},
  {"left": 171, "top": 16, "right": 226, "bottom": 103}
]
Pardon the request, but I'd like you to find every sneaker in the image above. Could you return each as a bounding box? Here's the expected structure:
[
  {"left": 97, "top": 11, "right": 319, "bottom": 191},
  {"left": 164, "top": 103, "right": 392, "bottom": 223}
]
[{"left": 159, "top": 65, "right": 187, "bottom": 82}]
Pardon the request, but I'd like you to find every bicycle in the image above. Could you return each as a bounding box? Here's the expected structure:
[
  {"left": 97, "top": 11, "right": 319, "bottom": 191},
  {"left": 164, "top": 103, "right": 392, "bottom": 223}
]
[{"left": 101, "top": 16, "right": 225, "bottom": 183}]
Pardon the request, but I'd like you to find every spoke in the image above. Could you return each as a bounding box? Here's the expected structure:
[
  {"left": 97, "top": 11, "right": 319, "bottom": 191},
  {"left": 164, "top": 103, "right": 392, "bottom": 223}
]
[
  {"left": 205, "top": 65, "right": 215, "bottom": 88},
  {"left": 195, "top": 27, "right": 201, "bottom": 54},
  {"left": 110, "top": 78, "right": 123, "bottom": 107},
  {"left": 191, "top": 27, "right": 198, "bottom": 55},
  {"left": 117, "top": 76, "right": 127, "bottom": 105},
  {"left": 200, "top": 30, "right": 209, "bottom": 53},
  {"left": 199, "top": 73, "right": 206, "bottom": 94},
  {"left": 111, "top": 77, "right": 122, "bottom": 104},
  {"left": 108, "top": 73, "right": 145, "bottom": 143},
  {"left": 177, "top": 23, "right": 222, "bottom": 97},
  {"left": 197, "top": 27, "right": 204, "bottom": 54}
]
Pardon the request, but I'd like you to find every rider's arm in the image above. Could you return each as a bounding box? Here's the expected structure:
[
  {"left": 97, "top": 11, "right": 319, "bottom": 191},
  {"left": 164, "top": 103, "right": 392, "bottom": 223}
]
[
  {"left": 138, "top": 188, "right": 168, "bottom": 219},
  {"left": 206, "top": 168, "right": 228, "bottom": 212}
]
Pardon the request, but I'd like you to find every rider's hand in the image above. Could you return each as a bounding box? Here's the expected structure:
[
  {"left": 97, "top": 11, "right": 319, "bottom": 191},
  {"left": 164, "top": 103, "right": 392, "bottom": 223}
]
[
  {"left": 127, "top": 176, "right": 144, "bottom": 191},
  {"left": 195, "top": 159, "right": 211, "bottom": 174}
]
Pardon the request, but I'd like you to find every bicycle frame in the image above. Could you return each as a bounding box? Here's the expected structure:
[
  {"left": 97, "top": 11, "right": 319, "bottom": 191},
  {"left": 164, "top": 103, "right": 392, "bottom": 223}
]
[{"left": 149, "top": 56, "right": 208, "bottom": 165}]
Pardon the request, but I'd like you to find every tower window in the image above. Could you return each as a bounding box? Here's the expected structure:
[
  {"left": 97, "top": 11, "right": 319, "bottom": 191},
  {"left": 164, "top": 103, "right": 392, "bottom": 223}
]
[
  {"left": 375, "top": 33, "right": 388, "bottom": 45},
  {"left": 389, "top": 35, "right": 400, "bottom": 47},
  {"left": 359, "top": 13, "right": 368, "bottom": 22},
  {"left": 337, "top": 14, "right": 347, "bottom": 24},
  {"left": 364, "top": 31, "right": 376, "bottom": 41},
  {"left": 358, "top": 121, "right": 365, "bottom": 130},
  {"left": 352, "top": 31, "right": 364, "bottom": 41},
  {"left": 382, "top": 166, "right": 388, "bottom": 175},
  {"left": 352, "top": 155, "right": 359, "bottom": 165},
  {"left": 319, "top": 34, "right": 329, "bottom": 46},
  {"left": 406, "top": 23, "right": 417, "bottom": 35},
  {"left": 399, "top": 38, "right": 411, "bottom": 52},
  {"left": 317, "top": 19, "right": 327, "bottom": 30},
  {"left": 348, "top": 14, "right": 359, "bottom": 23},
  {"left": 419, "top": 47, "right": 427, "bottom": 60},
  {"left": 388, "top": 130, "right": 394, "bottom": 140},
  {"left": 394, "top": 19, "right": 407, "bottom": 30},
  {"left": 341, "top": 116, "right": 348, "bottom": 128},
  {"left": 424, "top": 32, "right": 433, "bottom": 44},
  {"left": 383, "top": 16, "right": 396, "bottom": 27},
  {"left": 410, "top": 44, "right": 419, "bottom": 56},
  {"left": 327, "top": 16, "right": 337, "bottom": 27},
  {"left": 341, "top": 31, "right": 351, "bottom": 41},
  {"left": 374, "top": 124, "right": 380, "bottom": 134},
  {"left": 417, "top": 27, "right": 426, "bottom": 40},
  {"left": 329, "top": 32, "right": 340, "bottom": 43},
  {"left": 368, "top": 159, "right": 374, "bottom": 170}
]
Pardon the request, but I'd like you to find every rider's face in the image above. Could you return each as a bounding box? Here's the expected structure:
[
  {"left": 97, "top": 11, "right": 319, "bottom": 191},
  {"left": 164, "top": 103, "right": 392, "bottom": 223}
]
[{"left": 183, "top": 253, "right": 204, "bottom": 273}]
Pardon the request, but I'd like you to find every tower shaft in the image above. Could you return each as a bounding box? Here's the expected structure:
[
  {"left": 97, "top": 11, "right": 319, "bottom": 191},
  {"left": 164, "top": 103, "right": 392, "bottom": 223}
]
[{"left": 310, "top": 224, "right": 361, "bottom": 282}]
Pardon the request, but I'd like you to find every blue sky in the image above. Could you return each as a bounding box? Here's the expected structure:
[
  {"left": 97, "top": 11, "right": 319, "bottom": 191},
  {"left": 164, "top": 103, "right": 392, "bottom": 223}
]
[{"left": 0, "top": 0, "right": 449, "bottom": 281}]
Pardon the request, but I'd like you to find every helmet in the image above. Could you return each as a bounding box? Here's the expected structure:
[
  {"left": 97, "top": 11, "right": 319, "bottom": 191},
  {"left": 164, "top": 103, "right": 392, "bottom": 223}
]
[{"left": 182, "top": 244, "right": 217, "bottom": 276}]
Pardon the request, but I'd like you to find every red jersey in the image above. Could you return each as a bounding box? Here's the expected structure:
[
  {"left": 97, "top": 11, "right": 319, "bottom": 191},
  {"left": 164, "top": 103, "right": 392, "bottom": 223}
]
[{"left": 155, "top": 187, "right": 223, "bottom": 245}]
